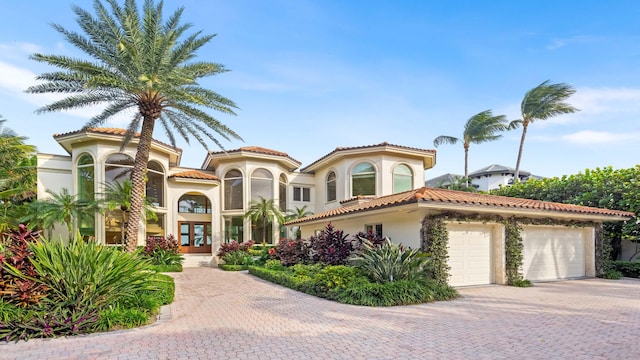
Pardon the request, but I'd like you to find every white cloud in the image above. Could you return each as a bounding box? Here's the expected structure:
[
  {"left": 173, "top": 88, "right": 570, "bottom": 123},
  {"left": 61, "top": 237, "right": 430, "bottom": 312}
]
[
  {"left": 561, "top": 130, "right": 638, "bottom": 144},
  {"left": 546, "top": 35, "right": 600, "bottom": 50}
]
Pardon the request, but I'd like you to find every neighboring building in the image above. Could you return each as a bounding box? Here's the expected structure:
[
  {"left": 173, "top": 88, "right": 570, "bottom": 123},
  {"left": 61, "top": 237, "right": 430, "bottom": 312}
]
[
  {"left": 37, "top": 128, "right": 633, "bottom": 286},
  {"left": 426, "top": 164, "right": 543, "bottom": 192}
]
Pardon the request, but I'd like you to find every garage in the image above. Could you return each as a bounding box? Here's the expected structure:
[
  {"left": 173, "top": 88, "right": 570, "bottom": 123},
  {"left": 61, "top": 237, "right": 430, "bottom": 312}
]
[
  {"left": 522, "top": 226, "right": 586, "bottom": 281},
  {"left": 447, "top": 224, "right": 493, "bottom": 286}
]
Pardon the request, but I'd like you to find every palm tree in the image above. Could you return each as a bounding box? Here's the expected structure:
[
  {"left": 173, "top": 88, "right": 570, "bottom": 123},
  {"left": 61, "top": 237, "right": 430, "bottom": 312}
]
[
  {"left": 513, "top": 81, "right": 578, "bottom": 181},
  {"left": 286, "top": 205, "right": 313, "bottom": 239},
  {"left": 26, "top": 0, "right": 241, "bottom": 252},
  {"left": 102, "top": 179, "right": 157, "bottom": 247},
  {"left": 433, "top": 110, "right": 509, "bottom": 186},
  {"left": 24, "top": 188, "right": 101, "bottom": 240},
  {"left": 244, "top": 197, "right": 285, "bottom": 244}
]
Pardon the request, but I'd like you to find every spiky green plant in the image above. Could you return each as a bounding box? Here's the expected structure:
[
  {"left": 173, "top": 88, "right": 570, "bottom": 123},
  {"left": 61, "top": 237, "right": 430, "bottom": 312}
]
[{"left": 350, "top": 238, "right": 432, "bottom": 283}]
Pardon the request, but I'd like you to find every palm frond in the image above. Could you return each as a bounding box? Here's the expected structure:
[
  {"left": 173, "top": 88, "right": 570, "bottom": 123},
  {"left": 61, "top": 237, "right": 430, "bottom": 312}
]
[
  {"left": 433, "top": 135, "right": 460, "bottom": 147},
  {"left": 521, "top": 80, "right": 579, "bottom": 122}
]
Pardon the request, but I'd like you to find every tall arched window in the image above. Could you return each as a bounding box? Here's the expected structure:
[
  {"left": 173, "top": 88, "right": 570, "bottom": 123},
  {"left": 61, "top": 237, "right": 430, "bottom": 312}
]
[
  {"left": 105, "top": 153, "right": 134, "bottom": 184},
  {"left": 77, "top": 154, "right": 95, "bottom": 238},
  {"left": 351, "top": 163, "right": 376, "bottom": 197},
  {"left": 326, "top": 171, "right": 336, "bottom": 202},
  {"left": 104, "top": 153, "right": 134, "bottom": 245},
  {"left": 279, "top": 174, "right": 287, "bottom": 211},
  {"left": 393, "top": 164, "right": 413, "bottom": 193},
  {"left": 224, "top": 169, "right": 243, "bottom": 210},
  {"left": 146, "top": 161, "right": 164, "bottom": 207},
  {"left": 251, "top": 168, "right": 273, "bottom": 202}
]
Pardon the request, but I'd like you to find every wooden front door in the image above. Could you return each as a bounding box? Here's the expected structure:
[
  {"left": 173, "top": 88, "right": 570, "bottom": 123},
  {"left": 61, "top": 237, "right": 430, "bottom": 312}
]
[{"left": 179, "top": 222, "right": 212, "bottom": 254}]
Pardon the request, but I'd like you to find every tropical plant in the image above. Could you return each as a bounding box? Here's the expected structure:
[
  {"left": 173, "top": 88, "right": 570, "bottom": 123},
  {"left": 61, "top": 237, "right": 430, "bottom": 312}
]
[
  {"left": 216, "top": 240, "right": 255, "bottom": 257},
  {"left": 23, "top": 188, "right": 101, "bottom": 240},
  {"left": 143, "top": 234, "right": 182, "bottom": 266},
  {"left": 102, "top": 180, "right": 157, "bottom": 247},
  {"left": 244, "top": 197, "right": 285, "bottom": 244},
  {"left": 512, "top": 80, "right": 578, "bottom": 181},
  {"left": 286, "top": 206, "right": 313, "bottom": 239},
  {"left": 433, "top": 110, "right": 509, "bottom": 186},
  {"left": 27, "top": 0, "right": 241, "bottom": 252},
  {"left": 310, "top": 223, "right": 355, "bottom": 265},
  {"left": 274, "top": 238, "right": 310, "bottom": 266},
  {"left": 351, "top": 238, "right": 432, "bottom": 283}
]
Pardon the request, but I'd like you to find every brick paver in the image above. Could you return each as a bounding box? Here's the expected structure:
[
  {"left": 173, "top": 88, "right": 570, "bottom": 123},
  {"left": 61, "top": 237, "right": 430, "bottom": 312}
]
[{"left": 2, "top": 268, "right": 639, "bottom": 359}]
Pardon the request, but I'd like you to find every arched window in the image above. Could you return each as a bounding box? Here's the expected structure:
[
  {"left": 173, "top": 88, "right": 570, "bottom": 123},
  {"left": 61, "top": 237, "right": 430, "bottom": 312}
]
[
  {"left": 104, "top": 153, "right": 134, "bottom": 245},
  {"left": 146, "top": 161, "right": 164, "bottom": 207},
  {"left": 393, "top": 164, "right": 413, "bottom": 193},
  {"left": 224, "top": 169, "right": 243, "bottom": 210},
  {"left": 351, "top": 163, "right": 376, "bottom": 197},
  {"left": 326, "top": 171, "right": 336, "bottom": 202},
  {"left": 105, "top": 153, "right": 134, "bottom": 184},
  {"left": 178, "top": 193, "right": 212, "bottom": 214},
  {"left": 77, "top": 153, "right": 95, "bottom": 238},
  {"left": 279, "top": 174, "right": 287, "bottom": 211},
  {"left": 251, "top": 168, "right": 273, "bottom": 202}
]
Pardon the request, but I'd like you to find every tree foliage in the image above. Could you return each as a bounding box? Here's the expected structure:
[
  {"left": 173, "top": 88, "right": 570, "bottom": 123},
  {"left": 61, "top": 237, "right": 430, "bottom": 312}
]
[
  {"left": 492, "top": 166, "right": 640, "bottom": 259},
  {"left": 27, "top": 0, "right": 240, "bottom": 251}
]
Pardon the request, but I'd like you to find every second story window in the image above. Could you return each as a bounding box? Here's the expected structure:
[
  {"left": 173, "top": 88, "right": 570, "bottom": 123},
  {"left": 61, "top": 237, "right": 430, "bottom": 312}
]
[
  {"left": 351, "top": 163, "right": 376, "bottom": 197},
  {"left": 326, "top": 171, "right": 336, "bottom": 202},
  {"left": 293, "top": 186, "right": 310, "bottom": 202}
]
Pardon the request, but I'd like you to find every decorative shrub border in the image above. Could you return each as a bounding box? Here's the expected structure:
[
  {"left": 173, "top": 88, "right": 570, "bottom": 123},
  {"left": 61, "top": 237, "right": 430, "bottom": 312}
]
[
  {"left": 420, "top": 216, "right": 450, "bottom": 286},
  {"left": 503, "top": 219, "right": 524, "bottom": 285}
]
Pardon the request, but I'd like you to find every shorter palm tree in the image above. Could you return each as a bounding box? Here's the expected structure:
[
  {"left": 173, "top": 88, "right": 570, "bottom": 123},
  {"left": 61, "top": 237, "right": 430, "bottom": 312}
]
[
  {"left": 433, "top": 110, "right": 509, "bottom": 186},
  {"left": 102, "top": 180, "right": 157, "bottom": 248},
  {"left": 244, "top": 197, "right": 285, "bottom": 244},
  {"left": 286, "top": 206, "right": 314, "bottom": 239},
  {"left": 24, "top": 188, "right": 101, "bottom": 240}
]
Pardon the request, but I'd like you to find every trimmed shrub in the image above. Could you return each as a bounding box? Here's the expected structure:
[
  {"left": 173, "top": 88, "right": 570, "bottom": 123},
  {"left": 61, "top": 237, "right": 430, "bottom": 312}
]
[
  {"left": 149, "top": 264, "right": 183, "bottom": 273},
  {"left": 218, "top": 264, "right": 249, "bottom": 271}
]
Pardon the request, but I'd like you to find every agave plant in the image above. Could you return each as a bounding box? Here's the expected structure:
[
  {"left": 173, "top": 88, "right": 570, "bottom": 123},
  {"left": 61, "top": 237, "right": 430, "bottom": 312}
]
[{"left": 350, "top": 238, "right": 432, "bottom": 283}]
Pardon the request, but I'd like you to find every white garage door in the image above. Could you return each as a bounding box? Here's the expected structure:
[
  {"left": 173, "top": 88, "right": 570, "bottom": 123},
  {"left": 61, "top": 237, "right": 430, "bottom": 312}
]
[
  {"left": 522, "top": 227, "right": 585, "bottom": 281},
  {"left": 447, "top": 224, "right": 493, "bottom": 286}
]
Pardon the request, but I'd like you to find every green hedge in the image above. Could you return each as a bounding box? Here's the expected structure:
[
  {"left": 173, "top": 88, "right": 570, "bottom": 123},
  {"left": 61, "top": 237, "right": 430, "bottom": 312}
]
[
  {"left": 150, "top": 264, "right": 183, "bottom": 273},
  {"left": 612, "top": 261, "right": 640, "bottom": 278},
  {"left": 218, "top": 264, "right": 249, "bottom": 271},
  {"left": 248, "top": 264, "right": 457, "bottom": 306}
]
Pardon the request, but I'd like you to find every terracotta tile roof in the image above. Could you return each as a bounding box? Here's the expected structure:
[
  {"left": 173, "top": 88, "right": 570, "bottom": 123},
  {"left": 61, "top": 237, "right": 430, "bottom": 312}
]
[
  {"left": 208, "top": 146, "right": 301, "bottom": 164},
  {"left": 285, "top": 187, "right": 634, "bottom": 225},
  {"left": 300, "top": 142, "right": 435, "bottom": 172},
  {"left": 168, "top": 170, "right": 218, "bottom": 181},
  {"left": 53, "top": 128, "right": 181, "bottom": 151}
]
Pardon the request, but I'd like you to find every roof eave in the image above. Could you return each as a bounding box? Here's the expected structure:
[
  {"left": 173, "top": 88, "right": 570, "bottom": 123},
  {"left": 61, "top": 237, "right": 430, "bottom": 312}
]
[{"left": 417, "top": 202, "right": 632, "bottom": 222}]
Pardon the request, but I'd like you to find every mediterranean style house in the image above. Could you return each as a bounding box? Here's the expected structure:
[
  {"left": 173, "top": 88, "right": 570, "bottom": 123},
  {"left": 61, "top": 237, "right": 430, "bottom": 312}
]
[{"left": 37, "top": 128, "right": 633, "bottom": 286}]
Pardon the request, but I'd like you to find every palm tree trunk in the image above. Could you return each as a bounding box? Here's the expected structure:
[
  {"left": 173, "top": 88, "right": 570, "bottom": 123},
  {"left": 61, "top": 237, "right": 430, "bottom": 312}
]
[
  {"left": 262, "top": 215, "right": 267, "bottom": 244},
  {"left": 125, "top": 115, "right": 156, "bottom": 252},
  {"left": 464, "top": 143, "right": 469, "bottom": 187},
  {"left": 514, "top": 121, "right": 529, "bottom": 183}
]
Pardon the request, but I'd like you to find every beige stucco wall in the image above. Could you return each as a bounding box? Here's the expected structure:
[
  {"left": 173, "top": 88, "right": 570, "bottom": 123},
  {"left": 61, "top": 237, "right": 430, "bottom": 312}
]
[{"left": 37, "top": 153, "right": 73, "bottom": 240}]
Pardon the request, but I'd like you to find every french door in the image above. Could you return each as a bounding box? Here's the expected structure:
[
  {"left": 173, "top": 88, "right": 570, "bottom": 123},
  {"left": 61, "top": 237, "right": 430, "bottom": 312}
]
[{"left": 179, "top": 222, "right": 212, "bottom": 254}]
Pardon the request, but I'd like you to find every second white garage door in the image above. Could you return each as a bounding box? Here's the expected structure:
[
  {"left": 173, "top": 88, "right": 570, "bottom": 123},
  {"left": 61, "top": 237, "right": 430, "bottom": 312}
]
[
  {"left": 522, "top": 227, "right": 585, "bottom": 281},
  {"left": 447, "top": 224, "right": 493, "bottom": 286}
]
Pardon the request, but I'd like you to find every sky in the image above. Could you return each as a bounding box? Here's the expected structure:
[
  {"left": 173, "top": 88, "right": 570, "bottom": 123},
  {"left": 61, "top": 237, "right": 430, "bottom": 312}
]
[{"left": 1, "top": 0, "right": 640, "bottom": 179}]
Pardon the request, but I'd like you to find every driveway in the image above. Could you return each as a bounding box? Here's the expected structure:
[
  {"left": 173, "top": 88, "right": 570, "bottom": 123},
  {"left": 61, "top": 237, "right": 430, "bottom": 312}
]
[{"left": 2, "top": 268, "right": 639, "bottom": 359}]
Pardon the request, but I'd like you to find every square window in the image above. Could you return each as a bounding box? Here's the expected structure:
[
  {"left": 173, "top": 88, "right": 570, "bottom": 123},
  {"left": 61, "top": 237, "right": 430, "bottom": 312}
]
[
  {"left": 293, "top": 186, "right": 311, "bottom": 202},
  {"left": 365, "top": 224, "right": 383, "bottom": 237}
]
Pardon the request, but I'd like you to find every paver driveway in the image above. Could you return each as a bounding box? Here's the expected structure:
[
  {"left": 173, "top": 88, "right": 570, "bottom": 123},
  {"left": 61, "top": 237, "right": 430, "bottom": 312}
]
[{"left": 2, "top": 268, "right": 640, "bottom": 359}]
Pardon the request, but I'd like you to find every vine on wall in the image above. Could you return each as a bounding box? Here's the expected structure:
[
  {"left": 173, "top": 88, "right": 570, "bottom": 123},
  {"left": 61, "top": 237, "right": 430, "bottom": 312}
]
[
  {"left": 420, "top": 216, "right": 450, "bottom": 286},
  {"left": 503, "top": 218, "right": 524, "bottom": 285}
]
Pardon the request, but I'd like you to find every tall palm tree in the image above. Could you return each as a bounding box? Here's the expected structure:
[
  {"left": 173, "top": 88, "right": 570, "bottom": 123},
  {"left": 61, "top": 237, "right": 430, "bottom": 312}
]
[
  {"left": 24, "top": 188, "right": 101, "bottom": 240},
  {"left": 26, "top": 0, "right": 241, "bottom": 252},
  {"left": 244, "top": 197, "right": 285, "bottom": 244},
  {"left": 102, "top": 179, "right": 157, "bottom": 247},
  {"left": 433, "top": 110, "right": 509, "bottom": 186},
  {"left": 286, "top": 205, "right": 314, "bottom": 239},
  {"left": 513, "top": 81, "right": 578, "bottom": 181}
]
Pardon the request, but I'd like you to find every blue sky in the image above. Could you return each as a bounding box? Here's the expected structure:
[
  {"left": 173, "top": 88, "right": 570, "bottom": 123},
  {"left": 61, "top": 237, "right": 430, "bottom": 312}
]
[{"left": 1, "top": 1, "right": 640, "bottom": 178}]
